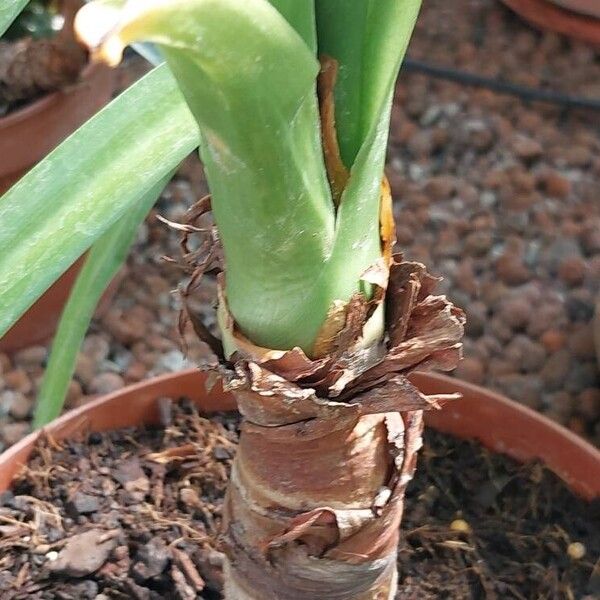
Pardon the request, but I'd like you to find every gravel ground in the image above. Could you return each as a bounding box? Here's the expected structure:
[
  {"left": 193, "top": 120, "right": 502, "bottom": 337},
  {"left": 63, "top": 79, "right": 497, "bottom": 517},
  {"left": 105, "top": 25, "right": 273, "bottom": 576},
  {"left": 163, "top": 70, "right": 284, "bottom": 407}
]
[{"left": 0, "top": 0, "right": 598, "bottom": 448}]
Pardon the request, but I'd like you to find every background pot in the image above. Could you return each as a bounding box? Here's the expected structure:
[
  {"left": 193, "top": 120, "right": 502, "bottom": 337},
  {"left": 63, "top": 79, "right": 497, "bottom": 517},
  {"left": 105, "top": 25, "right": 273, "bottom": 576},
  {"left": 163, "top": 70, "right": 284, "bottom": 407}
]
[
  {"left": 0, "top": 63, "right": 119, "bottom": 352},
  {"left": 549, "top": 0, "right": 600, "bottom": 19},
  {"left": 0, "top": 63, "right": 115, "bottom": 193},
  {"left": 501, "top": 0, "right": 600, "bottom": 47},
  {"left": 1, "top": 370, "right": 598, "bottom": 500},
  {"left": 0, "top": 258, "right": 124, "bottom": 353}
]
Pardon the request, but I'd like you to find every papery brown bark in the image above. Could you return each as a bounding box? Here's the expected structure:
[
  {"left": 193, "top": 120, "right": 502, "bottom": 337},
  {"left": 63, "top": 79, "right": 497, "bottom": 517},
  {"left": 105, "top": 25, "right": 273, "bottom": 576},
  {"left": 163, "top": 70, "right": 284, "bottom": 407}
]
[{"left": 222, "top": 395, "right": 423, "bottom": 599}]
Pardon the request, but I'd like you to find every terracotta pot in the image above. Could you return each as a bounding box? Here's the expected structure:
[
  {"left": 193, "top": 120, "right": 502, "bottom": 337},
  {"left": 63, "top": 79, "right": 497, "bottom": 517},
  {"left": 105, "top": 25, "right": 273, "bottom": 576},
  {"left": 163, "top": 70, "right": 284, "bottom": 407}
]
[
  {"left": 549, "top": 0, "right": 600, "bottom": 19},
  {"left": 0, "top": 63, "right": 119, "bottom": 352},
  {"left": 500, "top": 0, "right": 600, "bottom": 47},
  {"left": 1, "top": 370, "right": 598, "bottom": 501},
  {"left": 595, "top": 295, "right": 600, "bottom": 369},
  {"left": 0, "top": 63, "right": 115, "bottom": 193},
  {"left": 0, "top": 258, "right": 124, "bottom": 353}
]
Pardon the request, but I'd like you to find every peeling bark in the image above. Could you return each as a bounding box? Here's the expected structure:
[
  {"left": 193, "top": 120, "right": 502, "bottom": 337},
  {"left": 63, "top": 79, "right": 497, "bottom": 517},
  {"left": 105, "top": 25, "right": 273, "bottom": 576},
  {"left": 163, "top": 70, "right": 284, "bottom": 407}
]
[
  {"left": 178, "top": 246, "right": 464, "bottom": 598},
  {"left": 222, "top": 407, "right": 422, "bottom": 600}
]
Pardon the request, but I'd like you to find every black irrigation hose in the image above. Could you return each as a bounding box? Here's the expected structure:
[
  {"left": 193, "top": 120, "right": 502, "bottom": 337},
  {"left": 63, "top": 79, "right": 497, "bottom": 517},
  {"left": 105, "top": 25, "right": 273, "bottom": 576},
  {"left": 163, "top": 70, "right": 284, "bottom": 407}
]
[{"left": 403, "top": 57, "right": 600, "bottom": 111}]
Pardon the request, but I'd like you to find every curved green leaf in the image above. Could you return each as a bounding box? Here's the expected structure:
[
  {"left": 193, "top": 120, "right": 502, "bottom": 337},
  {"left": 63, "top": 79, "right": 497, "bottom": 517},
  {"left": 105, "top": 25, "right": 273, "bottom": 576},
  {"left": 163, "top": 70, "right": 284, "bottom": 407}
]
[
  {"left": 316, "top": 0, "right": 422, "bottom": 168},
  {"left": 0, "top": 0, "right": 29, "bottom": 36},
  {"left": 320, "top": 0, "right": 422, "bottom": 303},
  {"left": 0, "top": 64, "right": 198, "bottom": 338},
  {"left": 268, "top": 0, "right": 317, "bottom": 53},
  {"left": 79, "top": 0, "right": 336, "bottom": 352},
  {"left": 33, "top": 172, "right": 173, "bottom": 428}
]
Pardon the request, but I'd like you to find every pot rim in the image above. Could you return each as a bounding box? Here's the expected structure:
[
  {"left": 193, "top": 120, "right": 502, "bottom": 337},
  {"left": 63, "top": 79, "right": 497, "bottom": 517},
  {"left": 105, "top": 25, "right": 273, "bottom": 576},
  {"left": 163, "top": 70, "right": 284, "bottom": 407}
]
[
  {"left": 501, "top": 0, "right": 600, "bottom": 47},
  {"left": 0, "top": 62, "right": 108, "bottom": 129},
  {"left": 1, "top": 369, "right": 598, "bottom": 500},
  {"left": 548, "top": 0, "right": 600, "bottom": 19}
]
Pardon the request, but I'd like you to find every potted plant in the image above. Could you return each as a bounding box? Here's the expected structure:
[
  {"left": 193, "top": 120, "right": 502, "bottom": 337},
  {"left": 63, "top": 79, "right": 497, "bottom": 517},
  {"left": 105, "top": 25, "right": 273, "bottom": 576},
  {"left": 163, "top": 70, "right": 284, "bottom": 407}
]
[
  {"left": 0, "top": 0, "right": 115, "bottom": 191},
  {"left": 0, "top": 371, "right": 599, "bottom": 597},
  {"left": 0, "top": 1, "right": 598, "bottom": 597},
  {"left": 500, "top": 0, "right": 600, "bottom": 47},
  {"left": 0, "top": 0, "right": 117, "bottom": 353}
]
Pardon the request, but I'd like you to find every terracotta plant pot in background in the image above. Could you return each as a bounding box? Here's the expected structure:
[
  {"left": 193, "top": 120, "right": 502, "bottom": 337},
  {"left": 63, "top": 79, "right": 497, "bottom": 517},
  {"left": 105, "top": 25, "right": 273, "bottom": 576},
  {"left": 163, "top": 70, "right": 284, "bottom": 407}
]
[
  {"left": 0, "top": 63, "right": 118, "bottom": 353},
  {"left": 1, "top": 370, "right": 598, "bottom": 500},
  {"left": 0, "top": 257, "right": 124, "bottom": 353},
  {"left": 549, "top": 0, "right": 600, "bottom": 19},
  {"left": 0, "top": 63, "right": 115, "bottom": 193},
  {"left": 500, "top": 0, "right": 600, "bottom": 47}
]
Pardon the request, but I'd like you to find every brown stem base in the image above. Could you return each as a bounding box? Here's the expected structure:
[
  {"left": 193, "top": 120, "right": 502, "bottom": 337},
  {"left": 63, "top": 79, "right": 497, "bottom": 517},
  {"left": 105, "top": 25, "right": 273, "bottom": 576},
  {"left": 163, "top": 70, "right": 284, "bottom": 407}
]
[
  {"left": 222, "top": 405, "right": 424, "bottom": 600},
  {"left": 223, "top": 551, "right": 397, "bottom": 600}
]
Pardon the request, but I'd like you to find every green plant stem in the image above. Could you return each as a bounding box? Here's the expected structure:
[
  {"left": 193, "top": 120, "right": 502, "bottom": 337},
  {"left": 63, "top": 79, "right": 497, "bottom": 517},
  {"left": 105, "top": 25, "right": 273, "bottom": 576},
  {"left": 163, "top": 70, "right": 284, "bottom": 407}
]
[{"left": 77, "top": 0, "right": 337, "bottom": 353}]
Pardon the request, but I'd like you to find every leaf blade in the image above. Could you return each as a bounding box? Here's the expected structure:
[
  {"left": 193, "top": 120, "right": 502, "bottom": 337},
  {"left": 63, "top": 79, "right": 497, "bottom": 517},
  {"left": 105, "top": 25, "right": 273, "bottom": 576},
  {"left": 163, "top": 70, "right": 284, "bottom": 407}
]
[
  {"left": 32, "top": 172, "right": 173, "bottom": 428},
  {"left": 0, "top": 64, "right": 198, "bottom": 338},
  {"left": 0, "top": 0, "right": 29, "bottom": 36},
  {"left": 79, "top": 0, "right": 336, "bottom": 352}
]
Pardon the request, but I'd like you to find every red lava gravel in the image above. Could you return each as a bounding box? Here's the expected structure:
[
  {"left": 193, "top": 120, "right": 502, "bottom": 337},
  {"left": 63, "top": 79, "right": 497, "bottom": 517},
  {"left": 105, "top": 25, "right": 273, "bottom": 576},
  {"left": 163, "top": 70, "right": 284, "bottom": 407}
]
[{"left": 0, "top": 0, "right": 599, "bottom": 448}]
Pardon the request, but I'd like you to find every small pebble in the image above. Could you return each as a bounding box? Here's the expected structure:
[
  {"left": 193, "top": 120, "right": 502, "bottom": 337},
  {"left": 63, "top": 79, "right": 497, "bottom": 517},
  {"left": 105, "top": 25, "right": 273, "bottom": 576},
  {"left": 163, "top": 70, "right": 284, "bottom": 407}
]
[
  {"left": 82, "top": 335, "right": 110, "bottom": 363},
  {"left": 541, "top": 171, "right": 570, "bottom": 198},
  {"left": 499, "top": 298, "right": 532, "bottom": 330},
  {"left": 450, "top": 519, "right": 471, "bottom": 534},
  {"left": 567, "top": 542, "right": 586, "bottom": 560},
  {"left": 5, "top": 391, "right": 33, "bottom": 420},
  {"left": 3, "top": 369, "right": 32, "bottom": 394},
  {"left": 578, "top": 389, "right": 600, "bottom": 421},
  {"left": 14, "top": 346, "right": 47, "bottom": 367},
  {"left": 1, "top": 422, "right": 30, "bottom": 446},
  {"left": 558, "top": 257, "right": 586, "bottom": 287},
  {"left": 455, "top": 358, "right": 485, "bottom": 385},
  {"left": 89, "top": 373, "right": 125, "bottom": 395},
  {"left": 540, "top": 350, "right": 571, "bottom": 392},
  {"left": 513, "top": 135, "right": 542, "bottom": 160},
  {"left": 540, "top": 330, "right": 566, "bottom": 353},
  {"left": 75, "top": 354, "right": 96, "bottom": 387},
  {"left": 65, "top": 380, "right": 83, "bottom": 408},
  {"left": 496, "top": 254, "right": 531, "bottom": 286}
]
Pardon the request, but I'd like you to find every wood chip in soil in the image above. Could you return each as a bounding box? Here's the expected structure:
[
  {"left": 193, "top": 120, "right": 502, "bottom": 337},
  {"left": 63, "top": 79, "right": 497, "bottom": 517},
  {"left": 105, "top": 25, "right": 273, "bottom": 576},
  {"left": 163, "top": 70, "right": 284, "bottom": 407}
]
[{"left": 0, "top": 399, "right": 598, "bottom": 599}]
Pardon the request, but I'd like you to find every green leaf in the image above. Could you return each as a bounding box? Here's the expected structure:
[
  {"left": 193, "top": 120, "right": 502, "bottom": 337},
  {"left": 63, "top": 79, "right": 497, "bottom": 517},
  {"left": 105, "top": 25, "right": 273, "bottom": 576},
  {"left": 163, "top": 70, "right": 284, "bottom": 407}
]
[
  {"left": 78, "top": 0, "right": 336, "bottom": 353},
  {"left": 316, "top": 0, "right": 422, "bottom": 168},
  {"left": 0, "top": 0, "right": 29, "bottom": 36},
  {"left": 319, "top": 0, "right": 422, "bottom": 305},
  {"left": 0, "top": 64, "right": 199, "bottom": 339},
  {"left": 315, "top": 1, "right": 369, "bottom": 168},
  {"left": 32, "top": 172, "right": 172, "bottom": 429},
  {"left": 268, "top": 0, "right": 317, "bottom": 53}
]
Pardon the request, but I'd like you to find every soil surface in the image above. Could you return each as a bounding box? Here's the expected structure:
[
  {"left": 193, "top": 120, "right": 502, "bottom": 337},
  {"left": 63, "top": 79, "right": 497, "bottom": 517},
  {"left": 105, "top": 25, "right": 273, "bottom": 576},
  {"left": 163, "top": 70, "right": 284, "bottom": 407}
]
[
  {"left": 1, "top": 400, "right": 598, "bottom": 599},
  {"left": 1, "top": 0, "right": 599, "bottom": 447}
]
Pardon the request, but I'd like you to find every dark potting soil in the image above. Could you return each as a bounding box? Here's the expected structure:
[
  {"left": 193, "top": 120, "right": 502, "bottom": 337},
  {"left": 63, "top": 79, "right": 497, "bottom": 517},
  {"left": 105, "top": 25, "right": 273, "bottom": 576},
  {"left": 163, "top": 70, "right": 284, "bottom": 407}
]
[{"left": 0, "top": 400, "right": 598, "bottom": 599}]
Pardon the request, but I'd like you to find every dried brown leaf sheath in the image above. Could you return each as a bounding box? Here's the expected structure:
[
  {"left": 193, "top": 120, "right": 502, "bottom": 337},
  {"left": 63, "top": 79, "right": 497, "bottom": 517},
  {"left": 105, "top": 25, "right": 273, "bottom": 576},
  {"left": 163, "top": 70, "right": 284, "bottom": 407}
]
[{"left": 317, "top": 55, "right": 350, "bottom": 206}]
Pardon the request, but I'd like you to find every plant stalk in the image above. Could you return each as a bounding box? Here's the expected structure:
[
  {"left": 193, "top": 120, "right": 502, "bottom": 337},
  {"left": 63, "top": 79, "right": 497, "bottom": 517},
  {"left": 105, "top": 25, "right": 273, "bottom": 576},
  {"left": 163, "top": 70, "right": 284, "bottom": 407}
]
[{"left": 222, "top": 388, "right": 424, "bottom": 600}]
